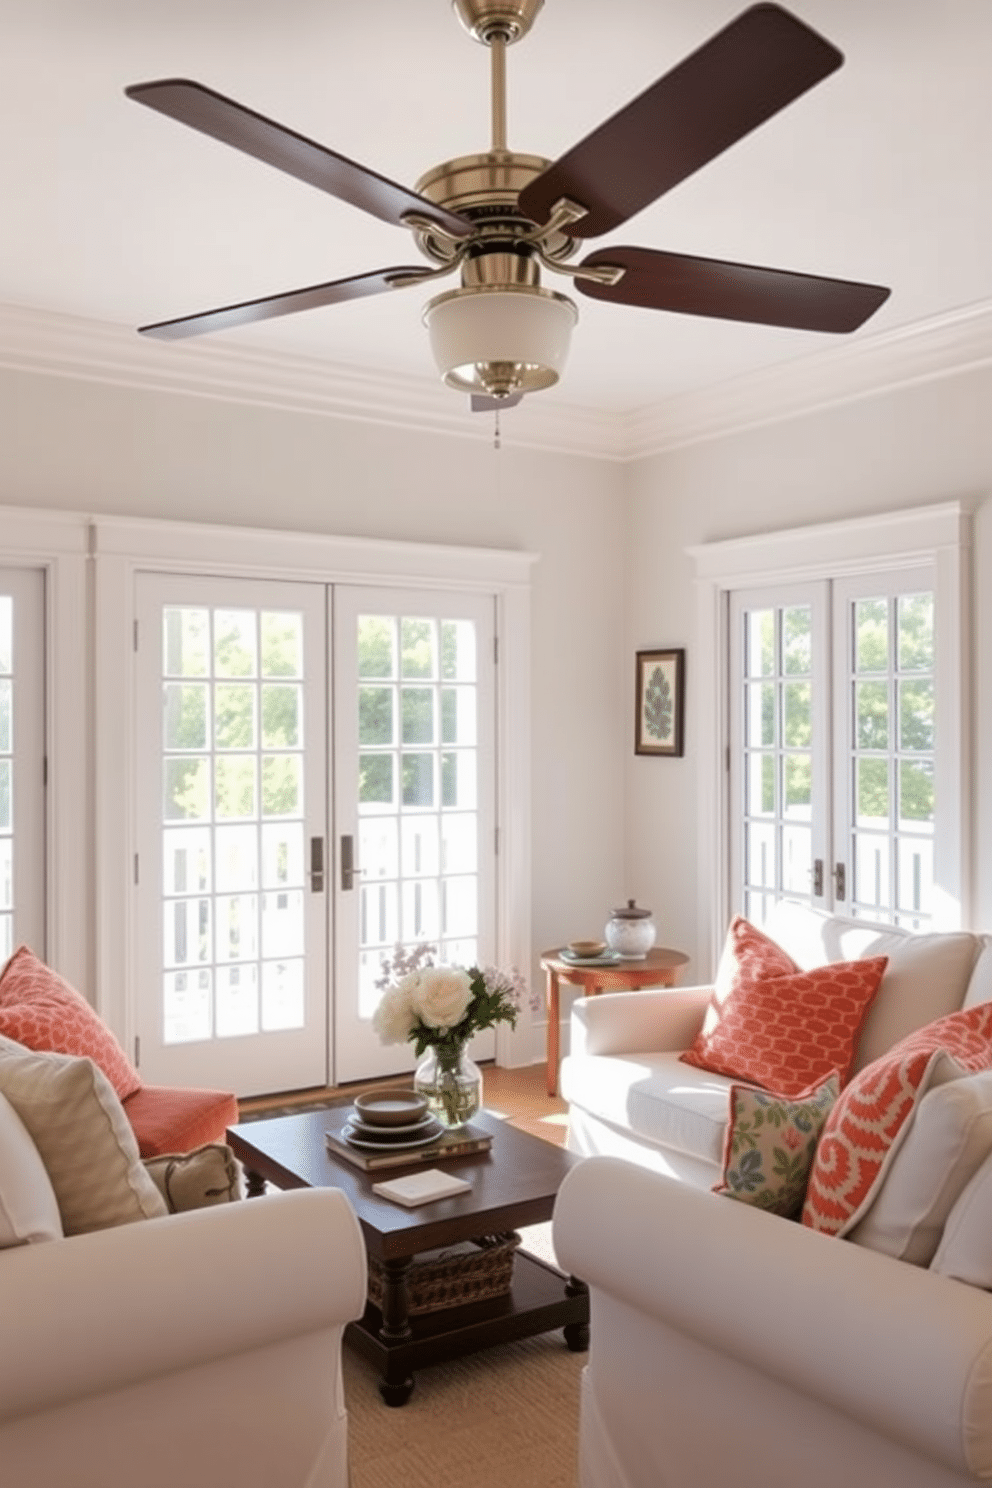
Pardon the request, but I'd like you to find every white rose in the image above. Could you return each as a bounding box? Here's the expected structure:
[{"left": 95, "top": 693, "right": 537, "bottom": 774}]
[
  {"left": 372, "top": 978, "right": 418, "bottom": 1045},
  {"left": 412, "top": 966, "right": 473, "bottom": 1030}
]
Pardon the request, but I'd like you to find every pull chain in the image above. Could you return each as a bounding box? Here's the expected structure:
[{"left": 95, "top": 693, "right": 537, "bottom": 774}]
[{"left": 494, "top": 409, "right": 501, "bottom": 450}]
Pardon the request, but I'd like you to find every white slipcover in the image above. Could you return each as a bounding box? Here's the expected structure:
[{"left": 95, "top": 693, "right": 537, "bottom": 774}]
[
  {"left": 0, "top": 1187, "right": 367, "bottom": 1488},
  {"left": 557, "top": 905, "right": 992, "bottom": 1487},
  {"left": 554, "top": 1155, "right": 992, "bottom": 1488}
]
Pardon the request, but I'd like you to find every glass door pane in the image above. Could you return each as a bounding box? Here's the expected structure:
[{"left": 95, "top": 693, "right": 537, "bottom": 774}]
[
  {"left": 136, "top": 575, "right": 327, "bottom": 1096},
  {"left": 334, "top": 588, "right": 496, "bottom": 1083},
  {"left": 836, "top": 573, "right": 935, "bottom": 927},
  {"left": 729, "top": 584, "right": 828, "bottom": 928},
  {"left": 0, "top": 569, "right": 45, "bottom": 965}
]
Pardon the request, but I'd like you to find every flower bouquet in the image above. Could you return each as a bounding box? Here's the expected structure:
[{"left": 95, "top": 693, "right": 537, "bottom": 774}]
[{"left": 373, "top": 944, "right": 528, "bottom": 1126}]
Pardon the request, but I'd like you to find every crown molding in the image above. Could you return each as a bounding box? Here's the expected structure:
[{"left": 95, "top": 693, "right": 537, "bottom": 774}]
[
  {"left": 622, "top": 298, "right": 992, "bottom": 460},
  {"left": 0, "top": 302, "right": 624, "bottom": 461},
  {"left": 1, "top": 297, "right": 990, "bottom": 464}
]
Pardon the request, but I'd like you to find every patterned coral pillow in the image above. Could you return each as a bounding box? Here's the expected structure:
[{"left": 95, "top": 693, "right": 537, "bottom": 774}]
[
  {"left": 715, "top": 1072, "right": 840, "bottom": 1217},
  {"left": 0, "top": 945, "right": 141, "bottom": 1101},
  {"left": 680, "top": 916, "right": 888, "bottom": 1097},
  {"left": 802, "top": 1002, "right": 992, "bottom": 1237}
]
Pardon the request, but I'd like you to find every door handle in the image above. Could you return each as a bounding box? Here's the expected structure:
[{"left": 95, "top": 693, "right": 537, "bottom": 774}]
[
  {"left": 834, "top": 862, "right": 846, "bottom": 902},
  {"left": 813, "top": 859, "right": 824, "bottom": 897},
  {"left": 340, "top": 834, "right": 366, "bottom": 892},
  {"left": 309, "top": 836, "right": 325, "bottom": 894}
]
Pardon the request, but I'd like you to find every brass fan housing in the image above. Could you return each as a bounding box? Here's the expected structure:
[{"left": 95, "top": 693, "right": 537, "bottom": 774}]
[{"left": 413, "top": 151, "right": 577, "bottom": 263}]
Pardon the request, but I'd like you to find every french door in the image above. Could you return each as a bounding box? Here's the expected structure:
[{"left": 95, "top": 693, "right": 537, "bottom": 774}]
[
  {"left": 134, "top": 573, "right": 497, "bottom": 1095},
  {"left": 134, "top": 575, "right": 329, "bottom": 1095},
  {"left": 730, "top": 565, "right": 937, "bottom": 930},
  {"left": 0, "top": 568, "right": 46, "bottom": 965},
  {"left": 332, "top": 587, "right": 497, "bottom": 1082}
]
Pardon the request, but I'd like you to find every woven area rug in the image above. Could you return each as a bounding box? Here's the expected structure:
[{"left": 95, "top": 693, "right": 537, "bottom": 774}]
[{"left": 344, "top": 1328, "right": 583, "bottom": 1488}]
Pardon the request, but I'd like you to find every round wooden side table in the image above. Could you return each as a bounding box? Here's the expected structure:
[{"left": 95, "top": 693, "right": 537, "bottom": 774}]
[{"left": 540, "top": 945, "right": 690, "bottom": 1097}]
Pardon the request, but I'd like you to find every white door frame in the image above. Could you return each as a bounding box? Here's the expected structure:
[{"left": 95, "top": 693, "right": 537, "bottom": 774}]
[
  {"left": 689, "top": 502, "right": 970, "bottom": 977},
  {"left": 0, "top": 507, "right": 88, "bottom": 989},
  {"left": 93, "top": 515, "right": 536, "bottom": 1072}
]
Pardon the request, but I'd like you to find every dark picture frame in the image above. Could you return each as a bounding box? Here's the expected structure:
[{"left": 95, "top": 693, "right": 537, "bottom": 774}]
[{"left": 635, "top": 648, "right": 685, "bottom": 757}]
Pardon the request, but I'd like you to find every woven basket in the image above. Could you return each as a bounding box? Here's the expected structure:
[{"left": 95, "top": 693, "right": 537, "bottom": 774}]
[{"left": 368, "top": 1232, "right": 521, "bottom": 1316}]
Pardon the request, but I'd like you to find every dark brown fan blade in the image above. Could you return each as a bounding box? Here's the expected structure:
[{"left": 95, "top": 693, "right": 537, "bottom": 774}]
[
  {"left": 138, "top": 266, "right": 434, "bottom": 341},
  {"left": 125, "top": 79, "right": 473, "bottom": 240},
  {"left": 471, "top": 393, "right": 524, "bottom": 412},
  {"left": 576, "top": 246, "right": 890, "bottom": 332},
  {"left": 518, "top": 4, "right": 843, "bottom": 238}
]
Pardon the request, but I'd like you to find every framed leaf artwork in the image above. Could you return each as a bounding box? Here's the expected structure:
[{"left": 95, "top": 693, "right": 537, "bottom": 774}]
[{"left": 635, "top": 648, "right": 685, "bottom": 757}]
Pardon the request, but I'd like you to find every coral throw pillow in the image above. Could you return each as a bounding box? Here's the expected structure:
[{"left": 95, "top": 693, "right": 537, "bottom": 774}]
[
  {"left": 802, "top": 1002, "right": 992, "bottom": 1237},
  {"left": 0, "top": 946, "right": 141, "bottom": 1101},
  {"left": 715, "top": 1072, "right": 840, "bottom": 1217},
  {"left": 680, "top": 916, "right": 887, "bottom": 1098}
]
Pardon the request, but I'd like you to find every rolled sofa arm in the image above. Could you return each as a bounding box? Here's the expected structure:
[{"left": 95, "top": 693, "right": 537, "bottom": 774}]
[
  {"left": 0, "top": 1188, "right": 367, "bottom": 1424},
  {"left": 569, "top": 984, "right": 712, "bottom": 1059},
  {"left": 553, "top": 1157, "right": 992, "bottom": 1480}
]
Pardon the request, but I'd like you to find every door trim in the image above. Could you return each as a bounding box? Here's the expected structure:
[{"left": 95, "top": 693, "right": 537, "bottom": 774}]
[
  {"left": 0, "top": 507, "right": 88, "bottom": 991},
  {"left": 689, "top": 502, "right": 971, "bottom": 976},
  {"left": 93, "top": 515, "right": 536, "bottom": 1069}
]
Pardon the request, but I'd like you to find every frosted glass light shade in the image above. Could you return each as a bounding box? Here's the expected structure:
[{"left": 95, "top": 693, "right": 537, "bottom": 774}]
[{"left": 423, "top": 284, "right": 577, "bottom": 397}]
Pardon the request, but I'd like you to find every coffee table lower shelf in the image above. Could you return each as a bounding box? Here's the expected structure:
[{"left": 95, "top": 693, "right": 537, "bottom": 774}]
[{"left": 347, "top": 1249, "right": 589, "bottom": 1406}]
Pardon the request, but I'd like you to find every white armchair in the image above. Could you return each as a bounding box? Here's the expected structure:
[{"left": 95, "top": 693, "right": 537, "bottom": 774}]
[
  {"left": 0, "top": 1188, "right": 367, "bottom": 1488},
  {"left": 554, "top": 1155, "right": 992, "bottom": 1488}
]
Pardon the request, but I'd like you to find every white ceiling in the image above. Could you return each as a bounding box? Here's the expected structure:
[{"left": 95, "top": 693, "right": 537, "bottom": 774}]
[{"left": 3, "top": 0, "right": 992, "bottom": 427}]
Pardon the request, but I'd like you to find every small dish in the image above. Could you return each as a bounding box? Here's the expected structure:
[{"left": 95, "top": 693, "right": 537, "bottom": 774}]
[
  {"left": 342, "top": 1123, "right": 444, "bottom": 1152},
  {"left": 559, "top": 947, "right": 622, "bottom": 965},
  {"left": 353, "top": 1088, "right": 429, "bottom": 1127},
  {"left": 347, "top": 1113, "right": 441, "bottom": 1141},
  {"left": 568, "top": 939, "right": 607, "bottom": 959}
]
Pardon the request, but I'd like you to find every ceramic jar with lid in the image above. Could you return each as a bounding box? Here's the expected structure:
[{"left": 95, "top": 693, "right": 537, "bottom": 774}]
[{"left": 604, "top": 899, "right": 657, "bottom": 960}]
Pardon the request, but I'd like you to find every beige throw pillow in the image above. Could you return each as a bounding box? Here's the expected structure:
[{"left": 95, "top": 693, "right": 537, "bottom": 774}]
[
  {"left": 930, "top": 1150, "right": 992, "bottom": 1287},
  {"left": 144, "top": 1143, "right": 243, "bottom": 1213},
  {"left": 848, "top": 1068, "right": 992, "bottom": 1264},
  {"left": 0, "top": 1089, "right": 64, "bottom": 1247},
  {"left": 0, "top": 1035, "right": 167, "bottom": 1235}
]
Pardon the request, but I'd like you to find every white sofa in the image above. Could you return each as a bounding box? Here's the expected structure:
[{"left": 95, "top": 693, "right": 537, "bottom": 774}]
[
  {"left": 0, "top": 1187, "right": 368, "bottom": 1488},
  {"left": 555, "top": 904, "right": 992, "bottom": 1487},
  {"left": 553, "top": 1153, "right": 992, "bottom": 1488},
  {"left": 561, "top": 900, "right": 992, "bottom": 1183}
]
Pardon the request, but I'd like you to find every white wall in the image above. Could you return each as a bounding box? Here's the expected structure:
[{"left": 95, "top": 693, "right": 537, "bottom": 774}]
[
  {"left": 6, "top": 354, "right": 991, "bottom": 1066},
  {"left": 0, "top": 365, "right": 628, "bottom": 1060},
  {"left": 626, "top": 364, "right": 992, "bottom": 977}
]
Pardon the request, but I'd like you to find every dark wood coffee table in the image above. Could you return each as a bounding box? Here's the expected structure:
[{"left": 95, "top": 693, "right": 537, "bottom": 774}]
[{"left": 227, "top": 1107, "right": 589, "bottom": 1405}]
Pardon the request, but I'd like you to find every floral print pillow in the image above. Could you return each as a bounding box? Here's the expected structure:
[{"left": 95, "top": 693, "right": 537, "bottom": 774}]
[{"left": 715, "top": 1072, "right": 841, "bottom": 1218}]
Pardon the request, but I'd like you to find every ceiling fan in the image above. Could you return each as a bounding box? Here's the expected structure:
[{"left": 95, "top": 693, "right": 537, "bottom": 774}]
[{"left": 125, "top": 0, "right": 890, "bottom": 411}]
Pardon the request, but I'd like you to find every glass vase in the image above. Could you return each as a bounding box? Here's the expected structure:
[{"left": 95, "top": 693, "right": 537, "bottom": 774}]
[{"left": 414, "top": 1042, "right": 483, "bottom": 1129}]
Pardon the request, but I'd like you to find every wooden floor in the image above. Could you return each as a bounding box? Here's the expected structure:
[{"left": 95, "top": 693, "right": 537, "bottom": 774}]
[{"left": 237, "top": 1062, "right": 569, "bottom": 1149}]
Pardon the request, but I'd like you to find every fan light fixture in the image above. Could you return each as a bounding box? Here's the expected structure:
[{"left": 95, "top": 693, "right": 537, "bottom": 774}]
[{"left": 423, "top": 282, "right": 577, "bottom": 397}]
